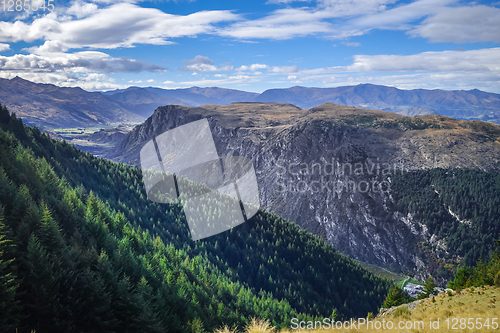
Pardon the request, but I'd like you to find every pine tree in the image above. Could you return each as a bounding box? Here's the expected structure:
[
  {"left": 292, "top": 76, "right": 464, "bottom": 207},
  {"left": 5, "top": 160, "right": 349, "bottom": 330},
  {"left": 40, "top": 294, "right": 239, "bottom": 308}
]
[
  {"left": 0, "top": 104, "right": 9, "bottom": 125},
  {"left": 448, "top": 266, "right": 471, "bottom": 289},
  {"left": 0, "top": 206, "right": 19, "bottom": 331},
  {"left": 419, "top": 276, "right": 438, "bottom": 299},
  {"left": 382, "top": 285, "right": 409, "bottom": 308}
]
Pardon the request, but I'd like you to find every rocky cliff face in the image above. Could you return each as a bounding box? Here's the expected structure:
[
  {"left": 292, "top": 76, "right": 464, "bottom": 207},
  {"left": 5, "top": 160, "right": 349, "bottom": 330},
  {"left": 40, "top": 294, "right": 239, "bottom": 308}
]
[{"left": 105, "top": 103, "right": 500, "bottom": 284}]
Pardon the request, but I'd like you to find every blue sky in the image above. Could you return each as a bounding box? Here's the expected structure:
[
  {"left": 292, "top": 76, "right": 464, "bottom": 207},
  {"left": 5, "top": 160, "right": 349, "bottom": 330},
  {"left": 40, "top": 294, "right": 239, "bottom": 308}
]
[{"left": 0, "top": 0, "right": 499, "bottom": 92}]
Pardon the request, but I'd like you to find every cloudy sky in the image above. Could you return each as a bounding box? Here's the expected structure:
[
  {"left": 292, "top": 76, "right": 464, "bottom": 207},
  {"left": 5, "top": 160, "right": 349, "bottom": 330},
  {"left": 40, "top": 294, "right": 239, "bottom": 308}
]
[{"left": 0, "top": 0, "right": 499, "bottom": 92}]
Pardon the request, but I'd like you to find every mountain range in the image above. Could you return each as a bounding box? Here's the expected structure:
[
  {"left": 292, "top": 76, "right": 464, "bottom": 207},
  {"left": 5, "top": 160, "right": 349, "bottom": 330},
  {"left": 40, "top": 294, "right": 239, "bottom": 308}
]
[
  {"left": 103, "top": 84, "right": 500, "bottom": 124},
  {"left": 2, "top": 77, "right": 500, "bottom": 131}
]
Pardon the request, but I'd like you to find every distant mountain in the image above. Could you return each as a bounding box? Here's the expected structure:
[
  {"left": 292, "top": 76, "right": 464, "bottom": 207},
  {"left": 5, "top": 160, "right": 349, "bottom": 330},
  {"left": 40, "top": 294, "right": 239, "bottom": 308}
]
[
  {"left": 0, "top": 77, "right": 144, "bottom": 130},
  {"left": 106, "top": 83, "right": 500, "bottom": 124},
  {"left": 3, "top": 77, "right": 500, "bottom": 130},
  {"left": 104, "top": 86, "right": 259, "bottom": 109},
  {"left": 102, "top": 88, "right": 186, "bottom": 118},
  {"left": 255, "top": 85, "right": 500, "bottom": 123}
]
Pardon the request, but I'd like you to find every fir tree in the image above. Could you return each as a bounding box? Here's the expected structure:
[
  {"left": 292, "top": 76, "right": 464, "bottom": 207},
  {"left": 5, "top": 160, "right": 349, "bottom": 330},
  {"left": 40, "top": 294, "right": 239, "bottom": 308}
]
[{"left": 382, "top": 285, "right": 410, "bottom": 308}]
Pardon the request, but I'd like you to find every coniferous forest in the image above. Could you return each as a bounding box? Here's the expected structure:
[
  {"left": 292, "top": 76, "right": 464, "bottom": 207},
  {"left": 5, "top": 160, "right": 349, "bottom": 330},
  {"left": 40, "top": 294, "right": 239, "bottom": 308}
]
[
  {"left": 391, "top": 168, "right": 500, "bottom": 274},
  {"left": 0, "top": 104, "right": 392, "bottom": 332}
]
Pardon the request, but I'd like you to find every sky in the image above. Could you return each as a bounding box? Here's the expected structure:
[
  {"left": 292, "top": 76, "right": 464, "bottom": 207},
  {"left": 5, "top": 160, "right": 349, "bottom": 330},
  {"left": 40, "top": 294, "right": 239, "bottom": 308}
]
[{"left": 0, "top": 0, "right": 499, "bottom": 93}]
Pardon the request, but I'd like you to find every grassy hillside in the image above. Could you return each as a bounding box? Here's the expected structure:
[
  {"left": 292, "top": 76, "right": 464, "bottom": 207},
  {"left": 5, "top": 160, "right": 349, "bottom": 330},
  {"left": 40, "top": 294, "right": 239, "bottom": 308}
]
[
  {"left": 0, "top": 105, "right": 392, "bottom": 332},
  {"left": 230, "top": 286, "right": 500, "bottom": 333}
]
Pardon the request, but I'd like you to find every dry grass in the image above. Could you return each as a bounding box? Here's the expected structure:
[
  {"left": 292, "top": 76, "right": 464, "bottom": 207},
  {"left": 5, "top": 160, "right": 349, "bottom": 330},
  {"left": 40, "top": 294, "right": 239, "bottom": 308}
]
[
  {"left": 293, "top": 286, "right": 499, "bottom": 333},
  {"left": 214, "top": 325, "right": 238, "bottom": 333},
  {"left": 245, "top": 318, "right": 275, "bottom": 333},
  {"left": 214, "top": 287, "right": 500, "bottom": 333}
]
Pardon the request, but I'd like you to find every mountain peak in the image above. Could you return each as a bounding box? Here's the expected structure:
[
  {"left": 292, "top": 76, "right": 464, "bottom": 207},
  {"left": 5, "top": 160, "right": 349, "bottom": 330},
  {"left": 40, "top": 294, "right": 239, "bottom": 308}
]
[{"left": 11, "top": 76, "right": 29, "bottom": 83}]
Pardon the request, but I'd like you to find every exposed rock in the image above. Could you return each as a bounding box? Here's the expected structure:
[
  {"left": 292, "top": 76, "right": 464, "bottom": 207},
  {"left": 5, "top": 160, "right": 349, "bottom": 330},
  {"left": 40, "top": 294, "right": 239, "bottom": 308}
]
[{"left": 104, "top": 102, "right": 500, "bottom": 282}]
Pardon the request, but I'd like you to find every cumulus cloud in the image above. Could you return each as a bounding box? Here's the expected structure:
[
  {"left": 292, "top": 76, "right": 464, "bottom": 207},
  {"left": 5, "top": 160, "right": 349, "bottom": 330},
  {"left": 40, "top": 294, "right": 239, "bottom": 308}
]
[
  {"left": 236, "top": 63, "right": 269, "bottom": 71},
  {"left": 0, "top": 71, "right": 124, "bottom": 90},
  {"left": 0, "top": 3, "right": 240, "bottom": 49},
  {"left": 266, "top": 0, "right": 311, "bottom": 4},
  {"left": 0, "top": 53, "right": 167, "bottom": 73},
  {"left": 0, "top": 43, "right": 10, "bottom": 52},
  {"left": 66, "top": 0, "right": 99, "bottom": 18},
  {"left": 179, "top": 55, "right": 233, "bottom": 72}
]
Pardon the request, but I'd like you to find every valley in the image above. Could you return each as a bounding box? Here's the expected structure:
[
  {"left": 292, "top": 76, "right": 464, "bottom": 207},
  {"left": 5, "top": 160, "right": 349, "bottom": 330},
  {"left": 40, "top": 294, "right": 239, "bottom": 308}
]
[{"left": 1, "top": 79, "right": 500, "bottom": 332}]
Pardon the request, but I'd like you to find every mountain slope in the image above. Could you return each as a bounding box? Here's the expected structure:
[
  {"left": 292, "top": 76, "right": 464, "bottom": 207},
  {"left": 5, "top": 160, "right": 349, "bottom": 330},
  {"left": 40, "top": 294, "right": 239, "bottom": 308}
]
[
  {"left": 0, "top": 77, "right": 144, "bottom": 130},
  {"left": 106, "top": 102, "right": 500, "bottom": 284},
  {"left": 0, "top": 105, "right": 392, "bottom": 332}
]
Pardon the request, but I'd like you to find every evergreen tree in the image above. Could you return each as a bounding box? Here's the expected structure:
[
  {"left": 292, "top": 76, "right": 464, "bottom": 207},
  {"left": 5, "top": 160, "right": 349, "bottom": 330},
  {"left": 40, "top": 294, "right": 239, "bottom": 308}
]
[
  {"left": 418, "top": 276, "right": 438, "bottom": 299},
  {"left": 0, "top": 206, "right": 19, "bottom": 331},
  {"left": 448, "top": 266, "right": 471, "bottom": 289},
  {"left": 382, "top": 285, "right": 410, "bottom": 308},
  {"left": 0, "top": 104, "right": 9, "bottom": 125}
]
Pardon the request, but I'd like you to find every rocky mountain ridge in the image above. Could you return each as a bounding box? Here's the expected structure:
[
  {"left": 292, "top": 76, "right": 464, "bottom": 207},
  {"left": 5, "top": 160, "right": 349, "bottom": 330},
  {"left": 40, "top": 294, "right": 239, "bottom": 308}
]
[{"left": 106, "top": 102, "right": 500, "bottom": 284}]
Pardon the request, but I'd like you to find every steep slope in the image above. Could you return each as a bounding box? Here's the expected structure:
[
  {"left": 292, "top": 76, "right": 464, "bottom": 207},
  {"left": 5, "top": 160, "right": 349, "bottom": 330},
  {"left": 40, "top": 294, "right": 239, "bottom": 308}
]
[
  {"left": 107, "top": 103, "right": 500, "bottom": 283},
  {"left": 255, "top": 85, "right": 500, "bottom": 123},
  {"left": 0, "top": 106, "right": 392, "bottom": 332},
  {"left": 0, "top": 77, "right": 144, "bottom": 130}
]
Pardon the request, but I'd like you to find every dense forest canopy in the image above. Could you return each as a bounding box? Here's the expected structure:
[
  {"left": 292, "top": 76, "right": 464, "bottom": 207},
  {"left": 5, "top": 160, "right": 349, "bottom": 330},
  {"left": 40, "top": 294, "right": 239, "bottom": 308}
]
[{"left": 390, "top": 167, "right": 500, "bottom": 278}]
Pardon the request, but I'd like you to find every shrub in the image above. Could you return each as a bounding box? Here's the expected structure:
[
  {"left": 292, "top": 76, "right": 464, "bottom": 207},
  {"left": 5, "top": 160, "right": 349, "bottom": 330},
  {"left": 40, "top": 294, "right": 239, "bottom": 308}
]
[
  {"left": 494, "top": 271, "right": 500, "bottom": 287},
  {"left": 215, "top": 326, "right": 237, "bottom": 333},
  {"left": 245, "top": 318, "right": 274, "bottom": 333},
  {"left": 393, "top": 307, "right": 411, "bottom": 318}
]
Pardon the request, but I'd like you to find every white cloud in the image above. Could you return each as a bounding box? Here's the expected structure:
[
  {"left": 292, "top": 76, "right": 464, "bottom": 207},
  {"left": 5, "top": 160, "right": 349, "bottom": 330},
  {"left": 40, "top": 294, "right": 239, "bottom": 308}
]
[
  {"left": 268, "top": 47, "right": 500, "bottom": 93},
  {"left": 179, "top": 74, "right": 260, "bottom": 86},
  {"left": 0, "top": 3, "right": 240, "bottom": 49},
  {"left": 409, "top": 5, "right": 500, "bottom": 43},
  {"left": 0, "top": 71, "right": 124, "bottom": 91},
  {"left": 346, "top": 48, "right": 500, "bottom": 72},
  {"left": 237, "top": 63, "right": 269, "bottom": 71},
  {"left": 179, "top": 55, "right": 233, "bottom": 72},
  {"left": 351, "top": 0, "right": 454, "bottom": 30},
  {"left": 271, "top": 65, "right": 298, "bottom": 73},
  {"left": 220, "top": 0, "right": 396, "bottom": 39},
  {"left": 0, "top": 52, "right": 166, "bottom": 73},
  {"left": 0, "top": 43, "right": 10, "bottom": 52},
  {"left": 343, "top": 41, "right": 361, "bottom": 47},
  {"left": 66, "top": 1, "right": 99, "bottom": 18}
]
